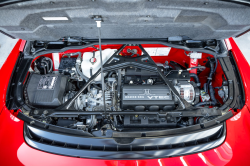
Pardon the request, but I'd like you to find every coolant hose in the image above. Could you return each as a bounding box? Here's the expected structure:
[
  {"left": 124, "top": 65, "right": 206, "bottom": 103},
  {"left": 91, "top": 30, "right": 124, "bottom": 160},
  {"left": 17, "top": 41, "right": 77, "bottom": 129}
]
[
  {"left": 189, "top": 73, "right": 200, "bottom": 86},
  {"left": 42, "top": 57, "right": 53, "bottom": 73},
  {"left": 205, "top": 59, "right": 215, "bottom": 93},
  {"left": 209, "top": 83, "right": 217, "bottom": 103},
  {"left": 42, "top": 61, "right": 50, "bottom": 73},
  {"left": 76, "top": 63, "right": 89, "bottom": 81},
  {"left": 93, "top": 84, "right": 102, "bottom": 90},
  {"left": 208, "top": 61, "right": 214, "bottom": 80},
  {"left": 194, "top": 101, "right": 216, "bottom": 107},
  {"left": 72, "top": 52, "right": 99, "bottom": 82},
  {"left": 108, "top": 71, "right": 115, "bottom": 78}
]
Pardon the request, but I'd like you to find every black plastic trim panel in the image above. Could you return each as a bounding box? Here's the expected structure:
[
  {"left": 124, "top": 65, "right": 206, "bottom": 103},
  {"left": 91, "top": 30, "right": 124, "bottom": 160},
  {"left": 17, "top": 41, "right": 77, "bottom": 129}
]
[
  {"left": 229, "top": 51, "right": 245, "bottom": 109},
  {"left": 24, "top": 123, "right": 226, "bottom": 159},
  {"left": 218, "top": 55, "right": 244, "bottom": 110},
  {"left": 17, "top": 111, "right": 233, "bottom": 138}
]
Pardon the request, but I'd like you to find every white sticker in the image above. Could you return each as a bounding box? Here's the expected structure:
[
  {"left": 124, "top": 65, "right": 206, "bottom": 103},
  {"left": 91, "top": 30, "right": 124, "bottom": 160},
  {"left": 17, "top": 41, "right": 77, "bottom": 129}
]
[
  {"left": 42, "top": 17, "right": 68, "bottom": 21},
  {"left": 144, "top": 47, "right": 171, "bottom": 56},
  {"left": 52, "top": 53, "right": 60, "bottom": 70},
  {"left": 190, "top": 52, "right": 202, "bottom": 59},
  {"left": 37, "top": 76, "right": 58, "bottom": 90}
]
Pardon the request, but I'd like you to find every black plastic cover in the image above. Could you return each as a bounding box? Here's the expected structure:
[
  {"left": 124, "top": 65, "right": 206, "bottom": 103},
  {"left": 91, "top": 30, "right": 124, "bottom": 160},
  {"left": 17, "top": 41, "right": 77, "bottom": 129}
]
[{"left": 25, "top": 73, "right": 68, "bottom": 107}]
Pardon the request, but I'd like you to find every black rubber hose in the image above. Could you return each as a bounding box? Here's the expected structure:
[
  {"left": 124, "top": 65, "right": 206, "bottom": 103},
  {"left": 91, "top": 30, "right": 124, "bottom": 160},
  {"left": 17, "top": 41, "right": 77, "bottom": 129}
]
[
  {"left": 203, "top": 83, "right": 208, "bottom": 93},
  {"left": 93, "top": 84, "right": 102, "bottom": 90},
  {"left": 44, "top": 57, "right": 53, "bottom": 73},
  {"left": 71, "top": 52, "right": 100, "bottom": 83},
  {"left": 189, "top": 73, "right": 201, "bottom": 86},
  {"left": 76, "top": 81, "right": 82, "bottom": 89},
  {"left": 108, "top": 71, "right": 115, "bottom": 78},
  {"left": 42, "top": 65, "right": 46, "bottom": 75},
  {"left": 208, "top": 61, "right": 214, "bottom": 80},
  {"left": 194, "top": 101, "right": 216, "bottom": 107},
  {"left": 43, "top": 61, "right": 49, "bottom": 73},
  {"left": 205, "top": 59, "right": 215, "bottom": 93},
  {"left": 76, "top": 63, "right": 89, "bottom": 81},
  {"left": 214, "top": 57, "right": 218, "bottom": 74},
  {"left": 209, "top": 83, "right": 217, "bottom": 103}
]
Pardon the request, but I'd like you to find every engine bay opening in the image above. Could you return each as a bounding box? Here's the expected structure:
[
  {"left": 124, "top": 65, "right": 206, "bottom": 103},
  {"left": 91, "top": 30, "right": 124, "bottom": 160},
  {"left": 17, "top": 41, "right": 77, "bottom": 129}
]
[{"left": 19, "top": 44, "right": 232, "bottom": 136}]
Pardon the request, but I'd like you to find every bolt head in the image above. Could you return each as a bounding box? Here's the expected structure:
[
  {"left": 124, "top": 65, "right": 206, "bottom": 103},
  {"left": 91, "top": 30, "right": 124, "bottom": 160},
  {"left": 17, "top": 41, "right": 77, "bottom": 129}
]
[
  {"left": 43, "top": 110, "right": 48, "bottom": 115},
  {"left": 34, "top": 110, "right": 39, "bottom": 115}
]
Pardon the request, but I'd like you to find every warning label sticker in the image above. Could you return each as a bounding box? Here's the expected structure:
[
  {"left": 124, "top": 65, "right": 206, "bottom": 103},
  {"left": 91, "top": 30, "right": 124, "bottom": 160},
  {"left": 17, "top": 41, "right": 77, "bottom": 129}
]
[
  {"left": 144, "top": 47, "right": 171, "bottom": 56},
  {"left": 37, "top": 76, "right": 58, "bottom": 90}
]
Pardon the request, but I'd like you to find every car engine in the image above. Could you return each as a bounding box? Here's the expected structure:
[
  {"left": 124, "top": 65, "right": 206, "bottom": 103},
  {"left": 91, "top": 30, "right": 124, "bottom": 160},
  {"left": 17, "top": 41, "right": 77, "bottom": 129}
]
[{"left": 23, "top": 45, "right": 226, "bottom": 133}]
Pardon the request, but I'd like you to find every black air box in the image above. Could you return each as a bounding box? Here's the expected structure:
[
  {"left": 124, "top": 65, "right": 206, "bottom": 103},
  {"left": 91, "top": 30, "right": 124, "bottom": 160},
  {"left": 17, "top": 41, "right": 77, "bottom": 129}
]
[{"left": 25, "top": 73, "right": 68, "bottom": 107}]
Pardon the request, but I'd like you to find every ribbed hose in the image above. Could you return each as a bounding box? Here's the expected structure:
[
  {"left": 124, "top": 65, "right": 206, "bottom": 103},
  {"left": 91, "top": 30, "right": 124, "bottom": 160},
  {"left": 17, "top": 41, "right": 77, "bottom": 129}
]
[
  {"left": 205, "top": 59, "right": 214, "bottom": 93},
  {"left": 194, "top": 101, "right": 216, "bottom": 107},
  {"left": 46, "top": 57, "right": 53, "bottom": 73},
  {"left": 209, "top": 83, "right": 217, "bottom": 103},
  {"left": 208, "top": 61, "right": 214, "bottom": 81},
  {"left": 189, "top": 73, "right": 200, "bottom": 86}
]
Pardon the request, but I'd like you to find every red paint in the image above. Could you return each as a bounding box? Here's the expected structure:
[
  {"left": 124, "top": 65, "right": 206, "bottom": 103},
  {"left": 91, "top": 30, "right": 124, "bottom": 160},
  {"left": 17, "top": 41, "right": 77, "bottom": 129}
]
[
  {"left": 189, "top": 58, "right": 198, "bottom": 74},
  {"left": 19, "top": 40, "right": 26, "bottom": 52},
  {"left": 1, "top": 39, "right": 250, "bottom": 165}
]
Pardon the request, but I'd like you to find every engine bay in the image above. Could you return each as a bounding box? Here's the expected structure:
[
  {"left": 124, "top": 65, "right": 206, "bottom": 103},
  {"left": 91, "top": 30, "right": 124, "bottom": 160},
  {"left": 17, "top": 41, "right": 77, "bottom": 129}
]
[{"left": 20, "top": 44, "right": 233, "bottom": 135}]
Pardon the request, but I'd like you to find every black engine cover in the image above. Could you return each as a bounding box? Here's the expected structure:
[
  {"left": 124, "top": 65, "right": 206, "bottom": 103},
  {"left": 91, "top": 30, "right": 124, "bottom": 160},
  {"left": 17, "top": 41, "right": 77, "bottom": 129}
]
[
  {"left": 121, "top": 85, "right": 175, "bottom": 111},
  {"left": 25, "top": 73, "right": 68, "bottom": 107}
]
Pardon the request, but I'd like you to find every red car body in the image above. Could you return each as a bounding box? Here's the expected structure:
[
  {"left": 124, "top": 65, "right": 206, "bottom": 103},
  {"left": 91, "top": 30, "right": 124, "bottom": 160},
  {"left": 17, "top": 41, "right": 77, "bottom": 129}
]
[{"left": 0, "top": 37, "right": 250, "bottom": 166}]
